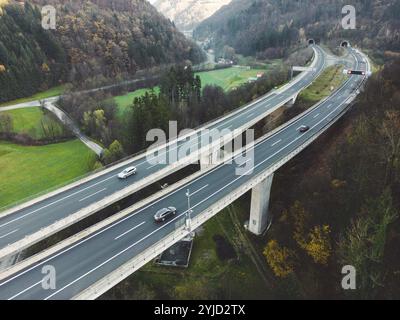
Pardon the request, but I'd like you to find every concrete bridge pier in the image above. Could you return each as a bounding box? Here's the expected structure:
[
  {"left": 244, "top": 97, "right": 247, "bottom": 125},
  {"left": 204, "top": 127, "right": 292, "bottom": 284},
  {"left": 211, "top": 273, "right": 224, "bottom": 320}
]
[
  {"left": 247, "top": 173, "right": 274, "bottom": 235},
  {"left": 285, "top": 93, "right": 298, "bottom": 107}
]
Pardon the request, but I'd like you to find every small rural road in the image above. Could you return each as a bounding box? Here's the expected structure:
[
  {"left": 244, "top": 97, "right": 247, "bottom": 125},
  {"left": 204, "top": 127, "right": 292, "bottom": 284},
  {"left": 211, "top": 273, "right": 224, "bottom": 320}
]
[{"left": 0, "top": 98, "right": 104, "bottom": 156}]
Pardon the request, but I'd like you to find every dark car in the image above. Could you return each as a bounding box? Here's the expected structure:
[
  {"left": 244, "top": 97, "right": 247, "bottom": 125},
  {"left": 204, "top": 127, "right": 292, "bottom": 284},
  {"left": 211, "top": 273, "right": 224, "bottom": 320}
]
[
  {"left": 299, "top": 125, "right": 310, "bottom": 133},
  {"left": 154, "top": 207, "right": 177, "bottom": 222}
]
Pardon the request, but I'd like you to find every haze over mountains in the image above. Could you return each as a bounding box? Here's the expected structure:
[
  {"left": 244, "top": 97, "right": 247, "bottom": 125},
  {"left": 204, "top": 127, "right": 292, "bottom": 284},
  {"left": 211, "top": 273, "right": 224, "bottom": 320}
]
[
  {"left": 152, "top": 0, "right": 231, "bottom": 31},
  {"left": 194, "top": 0, "right": 400, "bottom": 60}
]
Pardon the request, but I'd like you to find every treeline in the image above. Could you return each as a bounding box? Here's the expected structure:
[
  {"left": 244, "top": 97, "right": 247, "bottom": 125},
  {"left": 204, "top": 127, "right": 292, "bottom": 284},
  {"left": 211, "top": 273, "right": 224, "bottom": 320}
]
[
  {"left": 0, "top": 0, "right": 205, "bottom": 103},
  {"left": 195, "top": 0, "right": 400, "bottom": 60},
  {"left": 122, "top": 64, "right": 287, "bottom": 154},
  {"left": 263, "top": 58, "right": 400, "bottom": 299},
  {"left": 58, "top": 63, "right": 288, "bottom": 166}
]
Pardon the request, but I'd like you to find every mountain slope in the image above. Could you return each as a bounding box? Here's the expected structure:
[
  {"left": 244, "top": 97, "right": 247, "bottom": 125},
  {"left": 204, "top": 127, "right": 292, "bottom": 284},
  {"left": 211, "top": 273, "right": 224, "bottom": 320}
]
[
  {"left": 152, "top": 0, "right": 232, "bottom": 31},
  {"left": 0, "top": 0, "right": 205, "bottom": 103},
  {"left": 194, "top": 0, "right": 400, "bottom": 59}
]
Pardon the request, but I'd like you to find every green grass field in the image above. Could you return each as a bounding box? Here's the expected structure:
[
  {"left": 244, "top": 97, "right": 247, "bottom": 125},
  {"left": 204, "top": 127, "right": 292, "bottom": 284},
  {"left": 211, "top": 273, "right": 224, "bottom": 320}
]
[
  {"left": 113, "top": 88, "right": 160, "bottom": 118},
  {"left": 299, "top": 65, "right": 347, "bottom": 103},
  {"left": 0, "top": 140, "right": 94, "bottom": 209},
  {"left": 0, "top": 85, "right": 65, "bottom": 108},
  {"left": 196, "top": 67, "right": 266, "bottom": 91},
  {"left": 112, "top": 67, "right": 267, "bottom": 117},
  {"left": 2, "top": 107, "right": 65, "bottom": 140}
]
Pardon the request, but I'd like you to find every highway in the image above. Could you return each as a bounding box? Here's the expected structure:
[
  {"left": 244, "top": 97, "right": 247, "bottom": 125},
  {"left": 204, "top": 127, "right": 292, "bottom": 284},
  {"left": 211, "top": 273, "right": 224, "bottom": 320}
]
[
  {"left": 0, "top": 46, "right": 327, "bottom": 256},
  {"left": 0, "top": 48, "right": 367, "bottom": 299}
]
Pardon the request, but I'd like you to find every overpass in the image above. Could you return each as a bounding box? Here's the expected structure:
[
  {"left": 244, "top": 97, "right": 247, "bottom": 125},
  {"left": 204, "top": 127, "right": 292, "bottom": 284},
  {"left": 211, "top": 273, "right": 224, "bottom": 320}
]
[
  {"left": 0, "top": 46, "right": 328, "bottom": 261},
  {"left": 0, "top": 47, "right": 370, "bottom": 299}
]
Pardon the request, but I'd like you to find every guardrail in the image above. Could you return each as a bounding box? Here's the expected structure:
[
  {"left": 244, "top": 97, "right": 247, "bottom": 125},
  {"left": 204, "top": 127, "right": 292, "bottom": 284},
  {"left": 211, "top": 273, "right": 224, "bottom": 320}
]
[
  {"left": 73, "top": 50, "right": 368, "bottom": 300},
  {"left": 0, "top": 47, "right": 322, "bottom": 216},
  {"left": 0, "top": 49, "right": 326, "bottom": 261}
]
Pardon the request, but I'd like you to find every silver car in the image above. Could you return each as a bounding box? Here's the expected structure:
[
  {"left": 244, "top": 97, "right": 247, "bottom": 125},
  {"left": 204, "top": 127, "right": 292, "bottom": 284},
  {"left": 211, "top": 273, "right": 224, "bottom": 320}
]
[
  {"left": 117, "top": 166, "right": 137, "bottom": 179},
  {"left": 154, "top": 207, "right": 177, "bottom": 222}
]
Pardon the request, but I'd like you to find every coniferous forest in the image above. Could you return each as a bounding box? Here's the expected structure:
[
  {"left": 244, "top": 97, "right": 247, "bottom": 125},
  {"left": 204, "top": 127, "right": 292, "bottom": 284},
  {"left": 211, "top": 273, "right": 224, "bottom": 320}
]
[{"left": 0, "top": 0, "right": 205, "bottom": 103}]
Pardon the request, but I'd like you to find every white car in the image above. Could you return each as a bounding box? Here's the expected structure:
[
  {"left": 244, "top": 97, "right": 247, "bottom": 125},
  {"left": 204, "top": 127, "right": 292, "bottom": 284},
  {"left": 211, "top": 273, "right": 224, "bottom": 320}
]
[{"left": 117, "top": 166, "right": 137, "bottom": 179}]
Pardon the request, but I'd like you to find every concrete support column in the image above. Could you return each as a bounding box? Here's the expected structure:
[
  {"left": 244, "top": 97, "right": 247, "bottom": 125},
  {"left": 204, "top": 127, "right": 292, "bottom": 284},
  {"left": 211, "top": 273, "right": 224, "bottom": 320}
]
[
  {"left": 285, "top": 93, "right": 298, "bottom": 108},
  {"left": 248, "top": 173, "right": 274, "bottom": 235}
]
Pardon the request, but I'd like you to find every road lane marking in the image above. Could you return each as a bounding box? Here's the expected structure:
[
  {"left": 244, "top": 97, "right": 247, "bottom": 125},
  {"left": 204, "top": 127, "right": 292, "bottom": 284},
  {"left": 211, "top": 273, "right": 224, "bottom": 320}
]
[
  {"left": 79, "top": 189, "right": 107, "bottom": 202},
  {"left": 8, "top": 280, "right": 41, "bottom": 300},
  {"left": 0, "top": 175, "right": 115, "bottom": 229},
  {"left": 146, "top": 164, "right": 159, "bottom": 170},
  {"left": 4, "top": 54, "right": 347, "bottom": 298},
  {"left": 42, "top": 94, "right": 352, "bottom": 301},
  {"left": 4, "top": 52, "right": 322, "bottom": 227},
  {"left": 246, "top": 113, "right": 254, "bottom": 119},
  {"left": 190, "top": 184, "right": 209, "bottom": 197},
  {"left": 313, "top": 113, "right": 320, "bottom": 118},
  {"left": 114, "top": 221, "right": 146, "bottom": 240},
  {"left": 238, "top": 159, "right": 251, "bottom": 166},
  {"left": 0, "top": 229, "right": 19, "bottom": 239},
  {"left": 327, "top": 103, "right": 332, "bottom": 109},
  {"left": 271, "top": 139, "right": 282, "bottom": 147},
  {"left": 4, "top": 65, "right": 351, "bottom": 295},
  {"left": 141, "top": 60, "right": 325, "bottom": 167}
]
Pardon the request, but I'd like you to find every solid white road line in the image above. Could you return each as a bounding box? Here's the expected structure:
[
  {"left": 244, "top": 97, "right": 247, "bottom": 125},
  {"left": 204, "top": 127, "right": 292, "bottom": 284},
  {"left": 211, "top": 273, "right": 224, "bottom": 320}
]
[
  {"left": 271, "top": 139, "right": 282, "bottom": 147},
  {"left": 238, "top": 159, "right": 252, "bottom": 166},
  {"left": 146, "top": 164, "right": 158, "bottom": 170},
  {"left": 8, "top": 280, "right": 41, "bottom": 300},
  {"left": 3, "top": 66, "right": 347, "bottom": 296},
  {"left": 43, "top": 93, "right": 351, "bottom": 301},
  {"left": 114, "top": 221, "right": 146, "bottom": 240},
  {"left": 190, "top": 184, "right": 209, "bottom": 197},
  {"left": 5, "top": 55, "right": 343, "bottom": 299},
  {"left": 0, "top": 176, "right": 115, "bottom": 229},
  {"left": 1, "top": 51, "right": 323, "bottom": 228},
  {"left": 0, "top": 229, "right": 19, "bottom": 239},
  {"left": 79, "top": 188, "right": 107, "bottom": 202}
]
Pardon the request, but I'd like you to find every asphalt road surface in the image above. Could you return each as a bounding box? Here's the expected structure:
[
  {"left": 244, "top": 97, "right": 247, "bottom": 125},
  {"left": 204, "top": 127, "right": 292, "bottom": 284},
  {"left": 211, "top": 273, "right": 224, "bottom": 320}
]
[
  {"left": 0, "top": 46, "right": 327, "bottom": 251},
  {"left": 0, "top": 48, "right": 367, "bottom": 300}
]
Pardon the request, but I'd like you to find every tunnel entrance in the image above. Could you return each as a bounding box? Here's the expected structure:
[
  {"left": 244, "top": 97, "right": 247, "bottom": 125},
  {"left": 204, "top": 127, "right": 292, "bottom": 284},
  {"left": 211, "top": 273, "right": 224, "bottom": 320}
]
[
  {"left": 340, "top": 41, "right": 350, "bottom": 48},
  {"left": 308, "top": 39, "right": 315, "bottom": 45}
]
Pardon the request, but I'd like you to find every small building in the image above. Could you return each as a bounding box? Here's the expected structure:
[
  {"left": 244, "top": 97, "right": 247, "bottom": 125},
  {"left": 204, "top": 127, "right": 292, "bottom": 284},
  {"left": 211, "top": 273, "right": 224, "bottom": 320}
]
[{"left": 154, "top": 233, "right": 195, "bottom": 268}]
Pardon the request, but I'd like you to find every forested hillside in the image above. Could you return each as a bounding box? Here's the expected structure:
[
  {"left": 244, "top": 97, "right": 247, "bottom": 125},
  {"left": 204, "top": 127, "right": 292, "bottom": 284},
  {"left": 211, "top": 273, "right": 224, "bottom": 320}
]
[
  {"left": 0, "top": 1, "right": 67, "bottom": 102},
  {"left": 263, "top": 58, "right": 400, "bottom": 299},
  {"left": 194, "top": 0, "right": 400, "bottom": 60},
  {"left": 0, "top": 0, "right": 205, "bottom": 103}
]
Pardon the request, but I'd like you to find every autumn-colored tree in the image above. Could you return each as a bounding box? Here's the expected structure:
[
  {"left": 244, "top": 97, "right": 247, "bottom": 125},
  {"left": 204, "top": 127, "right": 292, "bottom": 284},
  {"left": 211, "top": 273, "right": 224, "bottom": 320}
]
[
  {"left": 303, "top": 225, "right": 332, "bottom": 265},
  {"left": 291, "top": 201, "right": 309, "bottom": 248},
  {"left": 263, "top": 240, "right": 295, "bottom": 278}
]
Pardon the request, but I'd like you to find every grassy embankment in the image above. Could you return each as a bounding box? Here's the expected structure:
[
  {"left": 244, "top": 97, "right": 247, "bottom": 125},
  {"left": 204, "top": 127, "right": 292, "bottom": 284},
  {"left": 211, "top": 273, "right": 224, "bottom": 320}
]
[
  {"left": 2, "top": 107, "right": 65, "bottom": 140},
  {"left": 103, "top": 63, "right": 350, "bottom": 300},
  {"left": 298, "top": 64, "right": 347, "bottom": 104},
  {"left": 0, "top": 140, "right": 95, "bottom": 209}
]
